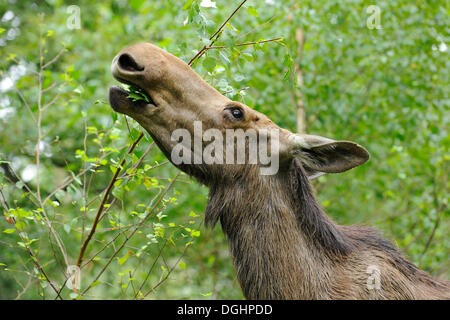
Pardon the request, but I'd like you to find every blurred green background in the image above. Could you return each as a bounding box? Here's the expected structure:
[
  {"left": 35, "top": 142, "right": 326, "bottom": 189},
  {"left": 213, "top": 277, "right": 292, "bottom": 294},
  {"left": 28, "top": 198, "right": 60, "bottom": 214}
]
[{"left": 0, "top": 0, "right": 448, "bottom": 299}]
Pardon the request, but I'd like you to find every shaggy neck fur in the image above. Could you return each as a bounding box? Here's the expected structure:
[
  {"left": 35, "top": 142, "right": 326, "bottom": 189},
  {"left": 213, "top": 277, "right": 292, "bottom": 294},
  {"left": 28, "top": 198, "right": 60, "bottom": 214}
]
[
  {"left": 204, "top": 159, "right": 450, "bottom": 299},
  {"left": 205, "top": 160, "right": 347, "bottom": 299}
]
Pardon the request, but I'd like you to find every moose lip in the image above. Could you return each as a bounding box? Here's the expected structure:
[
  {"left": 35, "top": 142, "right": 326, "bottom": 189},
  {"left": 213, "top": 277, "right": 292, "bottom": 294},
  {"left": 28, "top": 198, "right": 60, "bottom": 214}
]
[
  {"left": 111, "top": 76, "right": 157, "bottom": 107},
  {"left": 108, "top": 86, "right": 155, "bottom": 114}
]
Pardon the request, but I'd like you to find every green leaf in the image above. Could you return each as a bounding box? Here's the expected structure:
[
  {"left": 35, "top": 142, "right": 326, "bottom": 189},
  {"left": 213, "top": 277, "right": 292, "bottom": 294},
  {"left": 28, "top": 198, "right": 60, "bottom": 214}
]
[
  {"left": 130, "top": 0, "right": 145, "bottom": 11},
  {"left": 190, "top": 230, "right": 200, "bottom": 237},
  {"left": 90, "top": 281, "right": 102, "bottom": 288},
  {"left": 122, "top": 84, "right": 150, "bottom": 103},
  {"left": 55, "top": 190, "right": 66, "bottom": 202},
  {"left": 189, "top": 211, "right": 200, "bottom": 217},
  {"left": 112, "top": 185, "right": 124, "bottom": 200},
  {"left": 3, "top": 229, "right": 15, "bottom": 234},
  {"left": 63, "top": 224, "right": 71, "bottom": 233},
  {"left": 182, "top": 0, "right": 194, "bottom": 10},
  {"left": 118, "top": 251, "right": 132, "bottom": 265},
  {"left": 201, "top": 292, "right": 213, "bottom": 297},
  {"left": 17, "top": 242, "right": 26, "bottom": 248},
  {"left": 7, "top": 53, "right": 16, "bottom": 61},
  {"left": 15, "top": 221, "right": 25, "bottom": 231},
  {"left": 203, "top": 57, "right": 216, "bottom": 72},
  {"left": 248, "top": 6, "right": 258, "bottom": 17},
  {"left": 111, "top": 110, "right": 118, "bottom": 122}
]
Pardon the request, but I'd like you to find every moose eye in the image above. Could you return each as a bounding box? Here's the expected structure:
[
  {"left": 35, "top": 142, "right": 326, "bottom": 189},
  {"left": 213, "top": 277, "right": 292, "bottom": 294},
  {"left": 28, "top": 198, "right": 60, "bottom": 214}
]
[{"left": 230, "top": 107, "right": 244, "bottom": 120}]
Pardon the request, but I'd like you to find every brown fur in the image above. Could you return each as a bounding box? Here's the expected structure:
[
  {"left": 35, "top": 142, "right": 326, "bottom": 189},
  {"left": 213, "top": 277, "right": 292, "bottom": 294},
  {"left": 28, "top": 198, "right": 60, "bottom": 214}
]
[
  {"left": 108, "top": 43, "right": 449, "bottom": 299},
  {"left": 205, "top": 160, "right": 449, "bottom": 299}
]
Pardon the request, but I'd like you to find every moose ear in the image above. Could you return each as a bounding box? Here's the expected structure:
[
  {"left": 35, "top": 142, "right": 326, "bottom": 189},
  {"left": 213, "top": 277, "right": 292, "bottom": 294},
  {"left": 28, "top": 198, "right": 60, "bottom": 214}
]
[{"left": 288, "top": 134, "right": 370, "bottom": 180}]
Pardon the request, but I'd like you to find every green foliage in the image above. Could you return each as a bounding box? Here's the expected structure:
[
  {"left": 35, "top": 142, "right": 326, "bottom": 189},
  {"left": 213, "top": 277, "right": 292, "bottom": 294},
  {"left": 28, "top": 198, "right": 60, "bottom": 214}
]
[
  {"left": 122, "top": 84, "right": 151, "bottom": 103},
  {"left": 0, "top": 0, "right": 448, "bottom": 300}
]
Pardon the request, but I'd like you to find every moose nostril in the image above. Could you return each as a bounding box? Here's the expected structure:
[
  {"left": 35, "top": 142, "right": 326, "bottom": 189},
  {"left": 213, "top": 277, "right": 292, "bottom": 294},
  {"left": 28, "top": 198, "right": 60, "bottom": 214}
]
[{"left": 117, "top": 53, "right": 144, "bottom": 72}]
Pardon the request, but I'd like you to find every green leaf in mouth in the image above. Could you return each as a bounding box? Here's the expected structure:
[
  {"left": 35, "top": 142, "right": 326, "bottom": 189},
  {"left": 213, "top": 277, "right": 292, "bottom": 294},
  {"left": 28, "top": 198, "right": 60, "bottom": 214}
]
[{"left": 121, "top": 84, "right": 151, "bottom": 103}]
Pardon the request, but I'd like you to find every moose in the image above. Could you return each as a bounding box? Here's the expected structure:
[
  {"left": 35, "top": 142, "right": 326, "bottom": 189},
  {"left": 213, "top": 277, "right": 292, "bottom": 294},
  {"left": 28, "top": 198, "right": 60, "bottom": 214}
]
[{"left": 108, "top": 43, "right": 449, "bottom": 299}]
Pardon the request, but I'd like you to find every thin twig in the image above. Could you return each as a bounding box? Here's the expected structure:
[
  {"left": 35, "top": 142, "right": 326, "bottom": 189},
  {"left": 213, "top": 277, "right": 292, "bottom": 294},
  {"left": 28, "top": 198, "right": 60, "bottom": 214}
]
[
  {"left": 222, "top": 86, "right": 249, "bottom": 95},
  {"left": 135, "top": 240, "right": 168, "bottom": 298},
  {"left": 207, "top": 37, "right": 283, "bottom": 49},
  {"left": 42, "top": 151, "right": 114, "bottom": 205},
  {"left": 33, "top": 20, "right": 70, "bottom": 269},
  {"left": 42, "top": 47, "right": 67, "bottom": 69},
  {"left": 209, "top": 0, "right": 247, "bottom": 41},
  {"left": 76, "top": 132, "right": 144, "bottom": 267},
  {"left": 43, "top": 91, "right": 62, "bottom": 110},
  {"left": 14, "top": 88, "right": 36, "bottom": 123},
  {"left": 142, "top": 244, "right": 189, "bottom": 298},
  {"left": 15, "top": 274, "right": 34, "bottom": 300},
  {"left": 41, "top": 82, "right": 57, "bottom": 93},
  {"left": 7, "top": 211, "right": 63, "bottom": 299},
  {"left": 81, "top": 172, "right": 180, "bottom": 296},
  {"left": 188, "top": 30, "right": 223, "bottom": 66},
  {"left": 80, "top": 224, "right": 134, "bottom": 269},
  {"left": 188, "top": 0, "right": 248, "bottom": 66},
  {"left": 420, "top": 172, "right": 447, "bottom": 259}
]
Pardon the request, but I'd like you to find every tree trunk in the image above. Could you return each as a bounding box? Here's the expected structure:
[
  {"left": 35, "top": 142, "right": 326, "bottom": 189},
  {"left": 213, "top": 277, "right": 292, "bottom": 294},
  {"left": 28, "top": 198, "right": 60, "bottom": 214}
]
[{"left": 294, "top": 28, "right": 306, "bottom": 133}]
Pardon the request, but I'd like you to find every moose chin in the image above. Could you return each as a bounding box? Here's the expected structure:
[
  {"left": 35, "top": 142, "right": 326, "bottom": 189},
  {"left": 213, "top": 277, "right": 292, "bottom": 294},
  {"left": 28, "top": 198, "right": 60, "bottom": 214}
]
[{"left": 108, "top": 43, "right": 449, "bottom": 300}]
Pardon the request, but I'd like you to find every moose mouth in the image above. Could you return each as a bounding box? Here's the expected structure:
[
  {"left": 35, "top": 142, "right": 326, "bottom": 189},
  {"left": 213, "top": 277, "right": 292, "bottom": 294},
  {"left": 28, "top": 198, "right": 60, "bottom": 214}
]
[{"left": 108, "top": 81, "right": 156, "bottom": 114}]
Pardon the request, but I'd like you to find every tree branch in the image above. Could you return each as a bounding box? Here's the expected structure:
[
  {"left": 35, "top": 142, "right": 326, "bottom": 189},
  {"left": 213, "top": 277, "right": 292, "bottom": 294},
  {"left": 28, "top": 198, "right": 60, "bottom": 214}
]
[
  {"left": 188, "top": 0, "right": 248, "bottom": 66},
  {"left": 207, "top": 37, "right": 283, "bottom": 49},
  {"left": 76, "top": 132, "right": 144, "bottom": 268},
  {"left": 81, "top": 172, "right": 181, "bottom": 296}
]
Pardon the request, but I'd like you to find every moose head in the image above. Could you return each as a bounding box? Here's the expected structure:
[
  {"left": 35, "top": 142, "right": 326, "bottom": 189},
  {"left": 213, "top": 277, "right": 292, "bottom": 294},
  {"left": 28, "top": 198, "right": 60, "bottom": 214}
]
[{"left": 109, "top": 43, "right": 369, "bottom": 184}]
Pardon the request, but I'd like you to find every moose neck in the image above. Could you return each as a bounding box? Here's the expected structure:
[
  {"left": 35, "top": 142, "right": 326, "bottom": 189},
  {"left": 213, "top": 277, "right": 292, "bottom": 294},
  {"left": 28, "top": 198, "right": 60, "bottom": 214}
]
[{"left": 205, "top": 159, "right": 355, "bottom": 299}]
